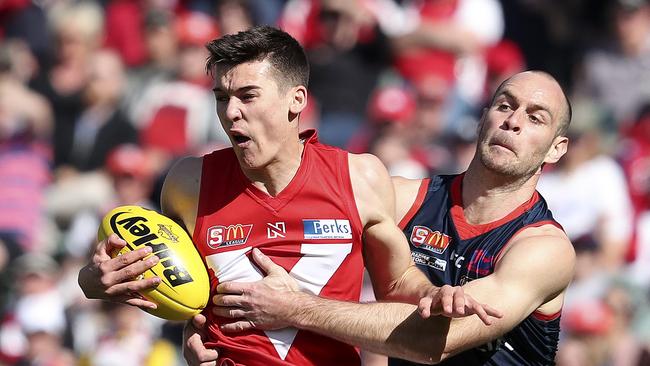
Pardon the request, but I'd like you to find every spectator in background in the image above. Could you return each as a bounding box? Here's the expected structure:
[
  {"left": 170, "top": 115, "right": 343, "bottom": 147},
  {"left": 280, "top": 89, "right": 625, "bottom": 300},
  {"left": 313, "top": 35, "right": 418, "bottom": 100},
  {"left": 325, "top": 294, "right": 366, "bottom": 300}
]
[
  {"left": 407, "top": 74, "right": 453, "bottom": 173},
  {"left": 557, "top": 281, "right": 650, "bottom": 366},
  {"left": 362, "top": 85, "right": 429, "bottom": 179},
  {"left": 105, "top": 144, "right": 156, "bottom": 209},
  {"left": 30, "top": 1, "right": 104, "bottom": 170},
  {"left": 103, "top": 0, "right": 149, "bottom": 67},
  {"left": 61, "top": 144, "right": 157, "bottom": 262},
  {"left": 347, "top": 84, "right": 417, "bottom": 153},
  {"left": 374, "top": 0, "right": 504, "bottom": 119},
  {"left": 215, "top": 0, "right": 256, "bottom": 36},
  {"left": 0, "top": 40, "right": 53, "bottom": 253},
  {"left": 538, "top": 100, "right": 633, "bottom": 274},
  {"left": 84, "top": 302, "right": 171, "bottom": 366},
  {"left": 0, "top": 0, "right": 51, "bottom": 68},
  {"left": 281, "top": 0, "right": 392, "bottom": 147},
  {"left": 123, "top": 8, "right": 180, "bottom": 122},
  {"left": 556, "top": 300, "right": 615, "bottom": 366},
  {"left": 619, "top": 103, "right": 650, "bottom": 285},
  {"left": 0, "top": 253, "right": 75, "bottom": 365},
  {"left": 133, "top": 11, "right": 229, "bottom": 171},
  {"left": 575, "top": 0, "right": 650, "bottom": 124},
  {"left": 45, "top": 50, "right": 137, "bottom": 228},
  {"left": 538, "top": 99, "right": 635, "bottom": 335},
  {"left": 65, "top": 50, "right": 137, "bottom": 173}
]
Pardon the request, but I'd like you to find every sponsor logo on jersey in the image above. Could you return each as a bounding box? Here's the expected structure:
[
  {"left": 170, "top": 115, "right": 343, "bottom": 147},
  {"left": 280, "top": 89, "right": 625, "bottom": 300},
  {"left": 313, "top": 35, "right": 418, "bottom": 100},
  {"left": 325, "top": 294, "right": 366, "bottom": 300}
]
[
  {"left": 410, "top": 226, "right": 451, "bottom": 254},
  {"left": 207, "top": 224, "right": 253, "bottom": 249},
  {"left": 267, "top": 222, "right": 286, "bottom": 239},
  {"left": 412, "top": 251, "right": 447, "bottom": 272},
  {"left": 303, "top": 219, "right": 352, "bottom": 239}
]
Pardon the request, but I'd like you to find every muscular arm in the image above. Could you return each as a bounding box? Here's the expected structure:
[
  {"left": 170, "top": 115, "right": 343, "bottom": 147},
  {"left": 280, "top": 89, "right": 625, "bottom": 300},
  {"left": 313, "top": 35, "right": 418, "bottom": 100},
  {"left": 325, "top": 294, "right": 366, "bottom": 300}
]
[
  {"left": 348, "top": 153, "right": 432, "bottom": 302},
  {"left": 245, "top": 227, "right": 575, "bottom": 364}
]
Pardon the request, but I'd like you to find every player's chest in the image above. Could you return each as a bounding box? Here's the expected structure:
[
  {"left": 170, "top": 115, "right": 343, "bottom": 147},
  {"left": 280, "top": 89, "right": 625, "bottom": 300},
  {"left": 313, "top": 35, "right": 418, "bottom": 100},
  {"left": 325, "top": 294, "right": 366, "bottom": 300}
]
[{"left": 198, "top": 191, "right": 356, "bottom": 252}]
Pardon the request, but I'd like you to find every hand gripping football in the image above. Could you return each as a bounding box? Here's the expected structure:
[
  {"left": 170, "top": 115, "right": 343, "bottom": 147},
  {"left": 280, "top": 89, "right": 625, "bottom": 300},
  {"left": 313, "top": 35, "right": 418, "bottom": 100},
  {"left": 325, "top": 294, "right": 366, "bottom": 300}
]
[{"left": 98, "top": 205, "right": 210, "bottom": 321}]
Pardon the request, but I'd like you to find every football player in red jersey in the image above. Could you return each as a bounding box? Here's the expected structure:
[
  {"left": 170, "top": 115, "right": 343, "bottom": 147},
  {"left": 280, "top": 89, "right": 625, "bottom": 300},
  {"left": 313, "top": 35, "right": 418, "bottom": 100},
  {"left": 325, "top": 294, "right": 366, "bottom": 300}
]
[
  {"left": 203, "top": 71, "right": 577, "bottom": 365},
  {"left": 77, "top": 26, "right": 500, "bottom": 366}
]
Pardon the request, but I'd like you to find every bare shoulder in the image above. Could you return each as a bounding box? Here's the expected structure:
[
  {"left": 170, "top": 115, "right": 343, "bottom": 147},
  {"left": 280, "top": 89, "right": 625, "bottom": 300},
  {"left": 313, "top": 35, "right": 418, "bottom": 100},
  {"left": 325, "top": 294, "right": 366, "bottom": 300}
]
[
  {"left": 392, "top": 176, "right": 424, "bottom": 223},
  {"left": 347, "top": 153, "right": 394, "bottom": 224},
  {"left": 348, "top": 152, "right": 391, "bottom": 186},
  {"left": 161, "top": 156, "right": 203, "bottom": 232},
  {"left": 162, "top": 156, "right": 203, "bottom": 196},
  {"left": 496, "top": 224, "right": 575, "bottom": 297},
  {"left": 499, "top": 224, "right": 575, "bottom": 268}
]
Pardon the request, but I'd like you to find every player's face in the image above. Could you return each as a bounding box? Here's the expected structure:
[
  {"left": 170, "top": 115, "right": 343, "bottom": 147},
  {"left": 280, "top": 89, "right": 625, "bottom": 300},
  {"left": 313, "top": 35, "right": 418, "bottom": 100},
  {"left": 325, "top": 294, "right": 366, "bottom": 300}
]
[
  {"left": 213, "top": 60, "right": 304, "bottom": 170},
  {"left": 476, "top": 72, "right": 568, "bottom": 177}
]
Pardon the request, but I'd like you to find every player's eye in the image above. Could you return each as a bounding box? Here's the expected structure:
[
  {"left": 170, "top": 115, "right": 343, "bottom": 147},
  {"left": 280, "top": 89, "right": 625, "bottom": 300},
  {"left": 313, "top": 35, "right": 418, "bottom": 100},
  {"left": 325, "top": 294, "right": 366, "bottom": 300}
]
[
  {"left": 529, "top": 114, "right": 541, "bottom": 124},
  {"left": 497, "top": 103, "right": 511, "bottom": 111}
]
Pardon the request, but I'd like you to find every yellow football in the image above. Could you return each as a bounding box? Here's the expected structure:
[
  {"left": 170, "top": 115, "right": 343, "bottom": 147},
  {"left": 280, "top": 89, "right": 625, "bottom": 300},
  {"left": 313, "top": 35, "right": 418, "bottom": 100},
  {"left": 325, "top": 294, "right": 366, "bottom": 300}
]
[{"left": 98, "top": 205, "right": 209, "bottom": 321}]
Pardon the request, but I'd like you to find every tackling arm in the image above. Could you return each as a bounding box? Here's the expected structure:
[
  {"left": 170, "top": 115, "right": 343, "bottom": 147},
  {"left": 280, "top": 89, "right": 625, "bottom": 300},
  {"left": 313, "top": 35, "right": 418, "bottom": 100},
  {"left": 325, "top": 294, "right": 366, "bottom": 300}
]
[{"left": 217, "top": 226, "right": 574, "bottom": 364}]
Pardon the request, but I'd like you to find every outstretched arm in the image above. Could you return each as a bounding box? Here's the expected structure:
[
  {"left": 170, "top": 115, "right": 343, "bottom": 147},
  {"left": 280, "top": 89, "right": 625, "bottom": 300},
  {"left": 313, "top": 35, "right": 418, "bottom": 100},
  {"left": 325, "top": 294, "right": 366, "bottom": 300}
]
[
  {"left": 215, "top": 226, "right": 574, "bottom": 363},
  {"left": 347, "top": 154, "right": 494, "bottom": 321}
]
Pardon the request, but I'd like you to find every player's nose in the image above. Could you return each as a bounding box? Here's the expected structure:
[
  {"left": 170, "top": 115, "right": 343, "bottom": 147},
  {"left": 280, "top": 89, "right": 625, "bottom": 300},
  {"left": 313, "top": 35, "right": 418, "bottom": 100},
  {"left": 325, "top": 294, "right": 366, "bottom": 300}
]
[
  {"left": 225, "top": 98, "right": 243, "bottom": 121},
  {"left": 503, "top": 108, "right": 523, "bottom": 133}
]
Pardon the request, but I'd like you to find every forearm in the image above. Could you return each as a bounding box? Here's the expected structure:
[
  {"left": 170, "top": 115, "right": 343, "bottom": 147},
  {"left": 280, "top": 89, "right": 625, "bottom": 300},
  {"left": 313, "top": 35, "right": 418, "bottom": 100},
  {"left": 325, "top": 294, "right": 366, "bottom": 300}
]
[
  {"left": 285, "top": 292, "right": 449, "bottom": 364},
  {"left": 381, "top": 264, "right": 435, "bottom": 303}
]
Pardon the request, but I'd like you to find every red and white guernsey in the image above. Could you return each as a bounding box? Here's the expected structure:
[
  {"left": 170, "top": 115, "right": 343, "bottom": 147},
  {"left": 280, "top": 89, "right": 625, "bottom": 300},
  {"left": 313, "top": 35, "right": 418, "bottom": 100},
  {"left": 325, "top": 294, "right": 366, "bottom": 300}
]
[{"left": 192, "top": 130, "right": 365, "bottom": 366}]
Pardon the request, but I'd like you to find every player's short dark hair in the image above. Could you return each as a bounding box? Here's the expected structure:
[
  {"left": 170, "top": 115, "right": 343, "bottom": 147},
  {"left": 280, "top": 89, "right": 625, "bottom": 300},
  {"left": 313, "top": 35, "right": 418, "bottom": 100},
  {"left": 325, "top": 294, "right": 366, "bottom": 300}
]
[
  {"left": 205, "top": 25, "right": 309, "bottom": 90},
  {"left": 490, "top": 71, "right": 572, "bottom": 137}
]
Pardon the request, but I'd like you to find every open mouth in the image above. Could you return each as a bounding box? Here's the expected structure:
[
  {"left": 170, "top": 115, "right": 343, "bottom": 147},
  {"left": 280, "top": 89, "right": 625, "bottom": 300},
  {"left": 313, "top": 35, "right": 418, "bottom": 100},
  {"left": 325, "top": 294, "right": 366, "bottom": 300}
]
[
  {"left": 233, "top": 135, "right": 251, "bottom": 144},
  {"left": 230, "top": 130, "right": 251, "bottom": 145}
]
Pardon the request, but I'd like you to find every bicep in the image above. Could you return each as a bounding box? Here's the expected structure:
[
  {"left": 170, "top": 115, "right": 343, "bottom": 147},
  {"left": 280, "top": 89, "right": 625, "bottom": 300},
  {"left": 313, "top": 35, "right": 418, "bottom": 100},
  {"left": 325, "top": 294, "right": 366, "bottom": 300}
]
[
  {"left": 362, "top": 219, "right": 418, "bottom": 299},
  {"left": 349, "top": 154, "right": 422, "bottom": 299},
  {"left": 435, "top": 234, "right": 575, "bottom": 356}
]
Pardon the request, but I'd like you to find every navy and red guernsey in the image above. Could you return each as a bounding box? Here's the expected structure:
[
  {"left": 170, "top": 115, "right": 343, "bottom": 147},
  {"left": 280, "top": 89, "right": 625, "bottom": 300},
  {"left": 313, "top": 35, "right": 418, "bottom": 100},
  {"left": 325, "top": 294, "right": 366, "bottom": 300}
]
[
  {"left": 394, "top": 174, "right": 563, "bottom": 366},
  {"left": 193, "top": 130, "right": 365, "bottom": 366}
]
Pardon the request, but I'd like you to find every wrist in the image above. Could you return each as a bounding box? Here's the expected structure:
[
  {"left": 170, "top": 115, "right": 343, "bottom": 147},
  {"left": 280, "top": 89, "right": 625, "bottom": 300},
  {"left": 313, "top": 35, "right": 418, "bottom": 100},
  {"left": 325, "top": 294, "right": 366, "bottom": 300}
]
[{"left": 285, "top": 291, "right": 318, "bottom": 329}]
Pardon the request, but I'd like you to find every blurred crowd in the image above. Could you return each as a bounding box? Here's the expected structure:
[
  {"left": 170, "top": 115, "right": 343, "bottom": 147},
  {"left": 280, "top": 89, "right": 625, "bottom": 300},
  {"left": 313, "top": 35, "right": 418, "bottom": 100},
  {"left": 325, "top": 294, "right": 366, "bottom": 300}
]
[{"left": 0, "top": 0, "right": 649, "bottom": 365}]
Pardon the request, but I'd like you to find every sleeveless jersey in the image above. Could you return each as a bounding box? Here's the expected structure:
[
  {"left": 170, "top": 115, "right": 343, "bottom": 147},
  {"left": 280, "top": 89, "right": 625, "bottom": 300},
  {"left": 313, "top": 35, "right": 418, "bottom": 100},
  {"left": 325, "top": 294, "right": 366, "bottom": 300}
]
[
  {"left": 393, "top": 174, "right": 563, "bottom": 366},
  {"left": 192, "top": 130, "right": 365, "bottom": 366}
]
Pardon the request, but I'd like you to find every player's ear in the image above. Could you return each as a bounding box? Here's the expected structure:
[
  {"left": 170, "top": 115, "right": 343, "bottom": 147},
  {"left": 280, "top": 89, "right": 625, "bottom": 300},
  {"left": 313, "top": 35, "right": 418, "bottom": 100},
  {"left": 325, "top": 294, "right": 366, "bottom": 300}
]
[
  {"left": 544, "top": 135, "right": 568, "bottom": 164},
  {"left": 289, "top": 86, "right": 307, "bottom": 115}
]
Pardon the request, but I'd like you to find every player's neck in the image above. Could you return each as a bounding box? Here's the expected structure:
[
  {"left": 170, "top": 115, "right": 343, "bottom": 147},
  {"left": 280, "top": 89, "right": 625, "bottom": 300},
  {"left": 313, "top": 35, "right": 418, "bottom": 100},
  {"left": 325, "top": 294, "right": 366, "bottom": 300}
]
[
  {"left": 242, "top": 139, "right": 305, "bottom": 197},
  {"left": 461, "top": 162, "right": 540, "bottom": 225}
]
